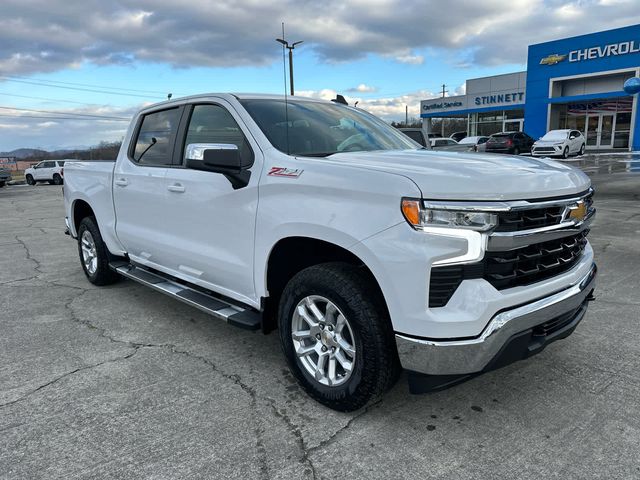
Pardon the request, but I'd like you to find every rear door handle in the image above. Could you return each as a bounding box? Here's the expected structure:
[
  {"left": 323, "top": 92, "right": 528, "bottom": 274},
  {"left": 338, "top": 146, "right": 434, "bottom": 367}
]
[
  {"left": 114, "top": 178, "right": 129, "bottom": 187},
  {"left": 167, "top": 183, "right": 185, "bottom": 193}
]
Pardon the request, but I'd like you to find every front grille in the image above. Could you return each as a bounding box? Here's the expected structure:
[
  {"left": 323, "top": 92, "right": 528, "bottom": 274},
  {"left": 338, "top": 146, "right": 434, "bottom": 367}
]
[
  {"left": 494, "top": 192, "right": 593, "bottom": 232},
  {"left": 533, "top": 147, "right": 556, "bottom": 153},
  {"left": 428, "top": 231, "right": 589, "bottom": 307},
  {"left": 483, "top": 230, "right": 588, "bottom": 289},
  {"left": 495, "top": 206, "right": 564, "bottom": 232}
]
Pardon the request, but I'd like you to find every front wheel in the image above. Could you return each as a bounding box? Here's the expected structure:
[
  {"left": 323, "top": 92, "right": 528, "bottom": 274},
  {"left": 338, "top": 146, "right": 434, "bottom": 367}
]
[
  {"left": 77, "top": 217, "right": 120, "bottom": 286},
  {"left": 512, "top": 147, "right": 520, "bottom": 155},
  {"left": 278, "top": 263, "right": 400, "bottom": 411},
  {"left": 579, "top": 144, "right": 586, "bottom": 156},
  {"left": 0, "top": 181, "right": 5, "bottom": 188},
  {"left": 562, "top": 146, "right": 569, "bottom": 159}
]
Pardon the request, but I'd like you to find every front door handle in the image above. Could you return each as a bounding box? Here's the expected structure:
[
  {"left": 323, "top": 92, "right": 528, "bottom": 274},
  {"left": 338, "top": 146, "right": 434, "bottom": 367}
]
[
  {"left": 114, "top": 178, "right": 129, "bottom": 187},
  {"left": 167, "top": 183, "right": 185, "bottom": 193}
]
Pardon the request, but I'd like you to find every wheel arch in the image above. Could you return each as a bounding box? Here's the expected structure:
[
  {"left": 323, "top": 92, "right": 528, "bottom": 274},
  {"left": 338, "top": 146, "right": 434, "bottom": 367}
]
[
  {"left": 71, "top": 199, "right": 96, "bottom": 234},
  {"left": 262, "top": 236, "right": 390, "bottom": 333}
]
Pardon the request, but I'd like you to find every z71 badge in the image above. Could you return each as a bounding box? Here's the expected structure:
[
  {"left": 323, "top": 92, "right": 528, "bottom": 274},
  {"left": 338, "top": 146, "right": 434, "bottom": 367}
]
[{"left": 268, "top": 167, "right": 304, "bottom": 178}]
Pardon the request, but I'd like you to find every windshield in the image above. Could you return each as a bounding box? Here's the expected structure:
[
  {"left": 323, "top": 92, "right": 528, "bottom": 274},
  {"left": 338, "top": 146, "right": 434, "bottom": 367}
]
[
  {"left": 240, "top": 99, "right": 418, "bottom": 156},
  {"left": 458, "top": 136, "right": 477, "bottom": 144},
  {"left": 541, "top": 130, "right": 569, "bottom": 141}
]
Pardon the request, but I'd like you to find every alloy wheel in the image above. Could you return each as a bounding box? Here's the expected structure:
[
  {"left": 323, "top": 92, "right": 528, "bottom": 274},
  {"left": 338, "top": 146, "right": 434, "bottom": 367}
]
[
  {"left": 291, "top": 295, "right": 356, "bottom": 387},
  {"left": 80, "top": 230, "right": 98, "bottom": 275}
]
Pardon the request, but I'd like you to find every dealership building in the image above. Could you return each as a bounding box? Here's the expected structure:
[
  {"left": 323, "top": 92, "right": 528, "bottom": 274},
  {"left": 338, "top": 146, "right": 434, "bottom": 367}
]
[{"left": 421, "top": 24, "right": 640, "bottom": 151}]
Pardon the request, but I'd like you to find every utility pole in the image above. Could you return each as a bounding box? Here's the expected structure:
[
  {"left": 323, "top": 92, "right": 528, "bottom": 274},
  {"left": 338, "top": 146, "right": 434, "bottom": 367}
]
[
  {"left": 405, "top": 105, "right": 408, "bottom": 127},
  {"left": 441, "top": 84, "right": 448, "bottom": 137},
  {"left": 276, "top": 36, "right": 304, "bottom": 96}
]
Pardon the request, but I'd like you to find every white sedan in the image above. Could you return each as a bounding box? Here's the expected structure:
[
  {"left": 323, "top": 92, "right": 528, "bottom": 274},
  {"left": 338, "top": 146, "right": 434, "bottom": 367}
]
[
  {"left": 458, "top": 135, "right": 490, "bottom": 152},
  {"left": 531, "top": 129, "right": 586, "bottom": 158}
]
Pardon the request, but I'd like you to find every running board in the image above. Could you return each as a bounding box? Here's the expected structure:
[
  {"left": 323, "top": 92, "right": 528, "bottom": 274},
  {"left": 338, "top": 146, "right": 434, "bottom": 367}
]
[{"left": 110, "top": 262, "right": 261, "bottom": 330}]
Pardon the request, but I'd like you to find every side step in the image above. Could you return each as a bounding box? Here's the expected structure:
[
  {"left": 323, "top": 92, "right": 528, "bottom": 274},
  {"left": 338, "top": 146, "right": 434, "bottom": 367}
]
[{"left": 110, "top": 262, "right": 261, "bottom": 330}]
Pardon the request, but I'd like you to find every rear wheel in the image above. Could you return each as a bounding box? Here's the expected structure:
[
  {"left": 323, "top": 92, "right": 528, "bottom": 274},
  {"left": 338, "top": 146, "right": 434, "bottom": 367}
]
[
  {"left": 53, "top": 173, "right": 63, "bottom": 185},
  {"left": 512, "top": 147, "right": 520, "bottom": 155},
  {"left": 26, "top": 175, "right": 35, "bottom": 185},
  {"left": 278, "top": 263, "right": 400, "bottom": 411},
  {"left": 0, "top": 181, "right": 5, "bottom": 188},
  {"left": 77, "top": 217, "right": 120, "bottom": 286}
]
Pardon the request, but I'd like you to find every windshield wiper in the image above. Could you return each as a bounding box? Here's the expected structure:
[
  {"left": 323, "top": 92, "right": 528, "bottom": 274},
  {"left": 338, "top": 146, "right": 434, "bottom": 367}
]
[{"left": 297, "top": 152, "right": 339, "bottom": 157}]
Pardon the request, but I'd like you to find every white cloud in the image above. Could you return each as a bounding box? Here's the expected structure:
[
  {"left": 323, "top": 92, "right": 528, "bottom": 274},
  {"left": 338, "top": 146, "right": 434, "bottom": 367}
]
[
  {"left": 299, "top": 88, "right": 436, "bottom": 121},
  {"left": 347, "top": 84, "right": 377, "bottom": 93},
  {"left": 0, "top": 0, "right": 638, "bottom": 74},
  {"left": 394, "top": 54, "right": 425, "bottom": 65}
]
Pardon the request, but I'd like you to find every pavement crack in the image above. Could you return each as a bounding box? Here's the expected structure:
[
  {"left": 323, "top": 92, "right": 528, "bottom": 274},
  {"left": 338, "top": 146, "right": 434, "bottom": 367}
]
[
  {"left": 0, "top": 348, "right": 139, "bottom": 409},
  {"left": 14, "top": 235, "right": 44, "bottom": 275}
]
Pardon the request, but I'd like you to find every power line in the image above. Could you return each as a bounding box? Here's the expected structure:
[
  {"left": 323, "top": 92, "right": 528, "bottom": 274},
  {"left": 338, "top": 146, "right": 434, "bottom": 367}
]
[
  {"left": 0, "top": 91, "right": 110, "bottom": 106},
  {"left": 0, "top": 77, "right": 163, "bottom": 99},
  {"left": 3, "top": 74, "right": 174, "bottom": 95},
  {"left": 0, "top": 105, "right": 129, "bottom": 120},
  {"left": 0, "top": 114, "right": 129, "bottom": 121}
]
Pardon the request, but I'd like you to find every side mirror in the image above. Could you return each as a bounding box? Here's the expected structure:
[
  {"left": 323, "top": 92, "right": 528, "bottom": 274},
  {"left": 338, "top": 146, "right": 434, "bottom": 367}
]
[
  {"left": 185, "top": 143, "right": 251, "bottom": 189},
  {"left": 186, "top": 143, "right": 243, "bottom": 173},
  {"left": 569, "top": 135, "right": 576, "bottom": 140}
]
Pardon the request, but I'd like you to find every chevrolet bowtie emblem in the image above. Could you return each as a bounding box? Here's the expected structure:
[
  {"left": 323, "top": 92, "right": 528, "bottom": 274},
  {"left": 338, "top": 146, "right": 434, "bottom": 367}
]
[
  {"left": 568, "top": 202, "right": 587, "bottom": 222},
  {"left": 540, "top": 54, "right": 567, "bottom": 65}
]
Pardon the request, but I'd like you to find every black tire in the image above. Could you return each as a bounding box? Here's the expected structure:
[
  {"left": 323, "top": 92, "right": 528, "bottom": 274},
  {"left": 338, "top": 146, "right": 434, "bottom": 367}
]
[
  {"left": 512, "top": 147, "right": 520, "bottom": 155},
  {"left": 0, "top": 181, "right": 5, "bottom": 188},
  {"left": 562, "top": 146, "right": 569, "bottom": 159},
  {"left": 278, "top": 263, "right": 400, "bottom": 411},
  {"left": 26, "top": 174, "right": 35, "bottom": 185},
  {"left": 53, "top": 173, "right": 63, "bottom": 185},
  {"left": 48, "top": 180, "right": 55, "bottom": 185},
  {"left": 76, "top": 216, "right": 120, "bottom": 286},
  {"left": 579, "top": 144, "right": 586, "bottom": 156}
]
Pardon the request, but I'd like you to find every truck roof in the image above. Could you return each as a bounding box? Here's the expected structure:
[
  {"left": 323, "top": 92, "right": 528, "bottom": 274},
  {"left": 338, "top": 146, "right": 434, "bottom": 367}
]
[{"left": 140, "top": 93, "right": 329, "bottom": 112}]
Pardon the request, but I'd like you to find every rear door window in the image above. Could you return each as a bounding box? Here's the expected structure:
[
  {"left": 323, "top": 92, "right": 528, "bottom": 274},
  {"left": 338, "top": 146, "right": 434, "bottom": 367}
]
[{"left": 131, "top": 107, "right": 182, "bottom": 166}]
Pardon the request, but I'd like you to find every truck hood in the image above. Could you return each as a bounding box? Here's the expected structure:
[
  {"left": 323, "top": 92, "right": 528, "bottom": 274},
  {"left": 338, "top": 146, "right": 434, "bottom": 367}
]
[{"left": 325, "top": 149, "right": 590, "bottom": 201}]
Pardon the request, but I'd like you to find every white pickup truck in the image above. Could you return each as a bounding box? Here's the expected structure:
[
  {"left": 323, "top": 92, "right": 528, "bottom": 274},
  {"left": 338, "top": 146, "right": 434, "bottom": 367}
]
[{"left": 63, "top": 94, "right": 596, "bottom": 411}]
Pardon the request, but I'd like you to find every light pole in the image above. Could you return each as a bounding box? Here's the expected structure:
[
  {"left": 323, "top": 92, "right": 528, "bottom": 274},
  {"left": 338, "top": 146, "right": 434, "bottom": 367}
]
[{"left": 276, "top": 38, "right": 303, "bottom": 96}]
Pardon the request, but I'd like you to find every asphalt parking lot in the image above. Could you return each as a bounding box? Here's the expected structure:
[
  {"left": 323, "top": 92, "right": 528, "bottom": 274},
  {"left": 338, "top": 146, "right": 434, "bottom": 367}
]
[{"left": 1, "top": 154, "right": 640, "bottom": 479}]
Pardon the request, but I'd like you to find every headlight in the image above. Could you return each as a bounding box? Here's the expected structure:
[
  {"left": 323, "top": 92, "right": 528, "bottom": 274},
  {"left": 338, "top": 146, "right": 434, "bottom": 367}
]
[{"left": 401, "top": 199, "right": 498, "bottom": 231}]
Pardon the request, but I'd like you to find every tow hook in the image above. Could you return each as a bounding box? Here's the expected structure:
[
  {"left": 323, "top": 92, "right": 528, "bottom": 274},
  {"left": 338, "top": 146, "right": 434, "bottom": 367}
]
[{"left": 586, "top": 291, "right": 596, "bottom": 302}]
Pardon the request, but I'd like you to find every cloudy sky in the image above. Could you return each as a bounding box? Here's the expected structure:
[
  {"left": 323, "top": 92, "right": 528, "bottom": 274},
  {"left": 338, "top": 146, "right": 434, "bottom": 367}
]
[{"left": 1, "top": 0, "right": 639, "bottom": 151}]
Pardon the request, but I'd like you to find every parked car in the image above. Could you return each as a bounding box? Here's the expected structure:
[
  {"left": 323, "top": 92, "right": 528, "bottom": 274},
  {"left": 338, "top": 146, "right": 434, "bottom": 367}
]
[
  {"left": 430, "top": 137, "right": 460, "bottom": 149},
  {"left": 0, "top": 167, "right": 11, "bottom": 187},
  {"left": 25, "top": 160, "right": 65, "bottom": 185},
  {"left": 63, "top": 93, "right": 596, "bottom": 411},
  {"left": 450, "top": 131, "right": 467, "bottom": 142},
  {"left": 532, "top": 129, "right": 586, "bottom": 158},
  {"left": 398, "top": 128, "right": 430, "bottom": 148},
  {"left": 457, "top": 135, "right": 490, "bottom": 152},
  {"left": 485, "top": 131, "right": 535, "bottom": 155}
]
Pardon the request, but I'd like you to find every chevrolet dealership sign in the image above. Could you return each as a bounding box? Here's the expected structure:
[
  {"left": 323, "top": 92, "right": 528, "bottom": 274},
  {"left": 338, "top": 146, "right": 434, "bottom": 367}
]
[{"left": 541, "top": 40, "right": 640, "bottom": 65}]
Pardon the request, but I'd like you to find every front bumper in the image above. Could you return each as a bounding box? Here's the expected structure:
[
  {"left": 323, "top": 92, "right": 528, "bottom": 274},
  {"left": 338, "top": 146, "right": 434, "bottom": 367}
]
[
  {"left": 396, "top": 263, "right": 596, "bottom": 376},
  {"left": 532, "top": 146, "right": 563, "bottom": 156}
]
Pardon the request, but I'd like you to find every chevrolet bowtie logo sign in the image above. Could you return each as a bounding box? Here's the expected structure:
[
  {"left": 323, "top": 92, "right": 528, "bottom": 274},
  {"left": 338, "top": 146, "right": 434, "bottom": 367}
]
[
  {"left": 568, "top": 202, "right": 588, "bottom": 222},
  {"left": 540, "top": 53, "right": 567, "bottom": 65}
]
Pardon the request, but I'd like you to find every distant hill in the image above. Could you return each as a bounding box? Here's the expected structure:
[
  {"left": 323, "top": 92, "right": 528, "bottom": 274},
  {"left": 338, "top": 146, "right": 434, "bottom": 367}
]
[
  {"left": 0, "top": 142, "right": 122, "bottom": 162},
  {"left": 0, "top": 148, "right": 49, "bottom": 159}
]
